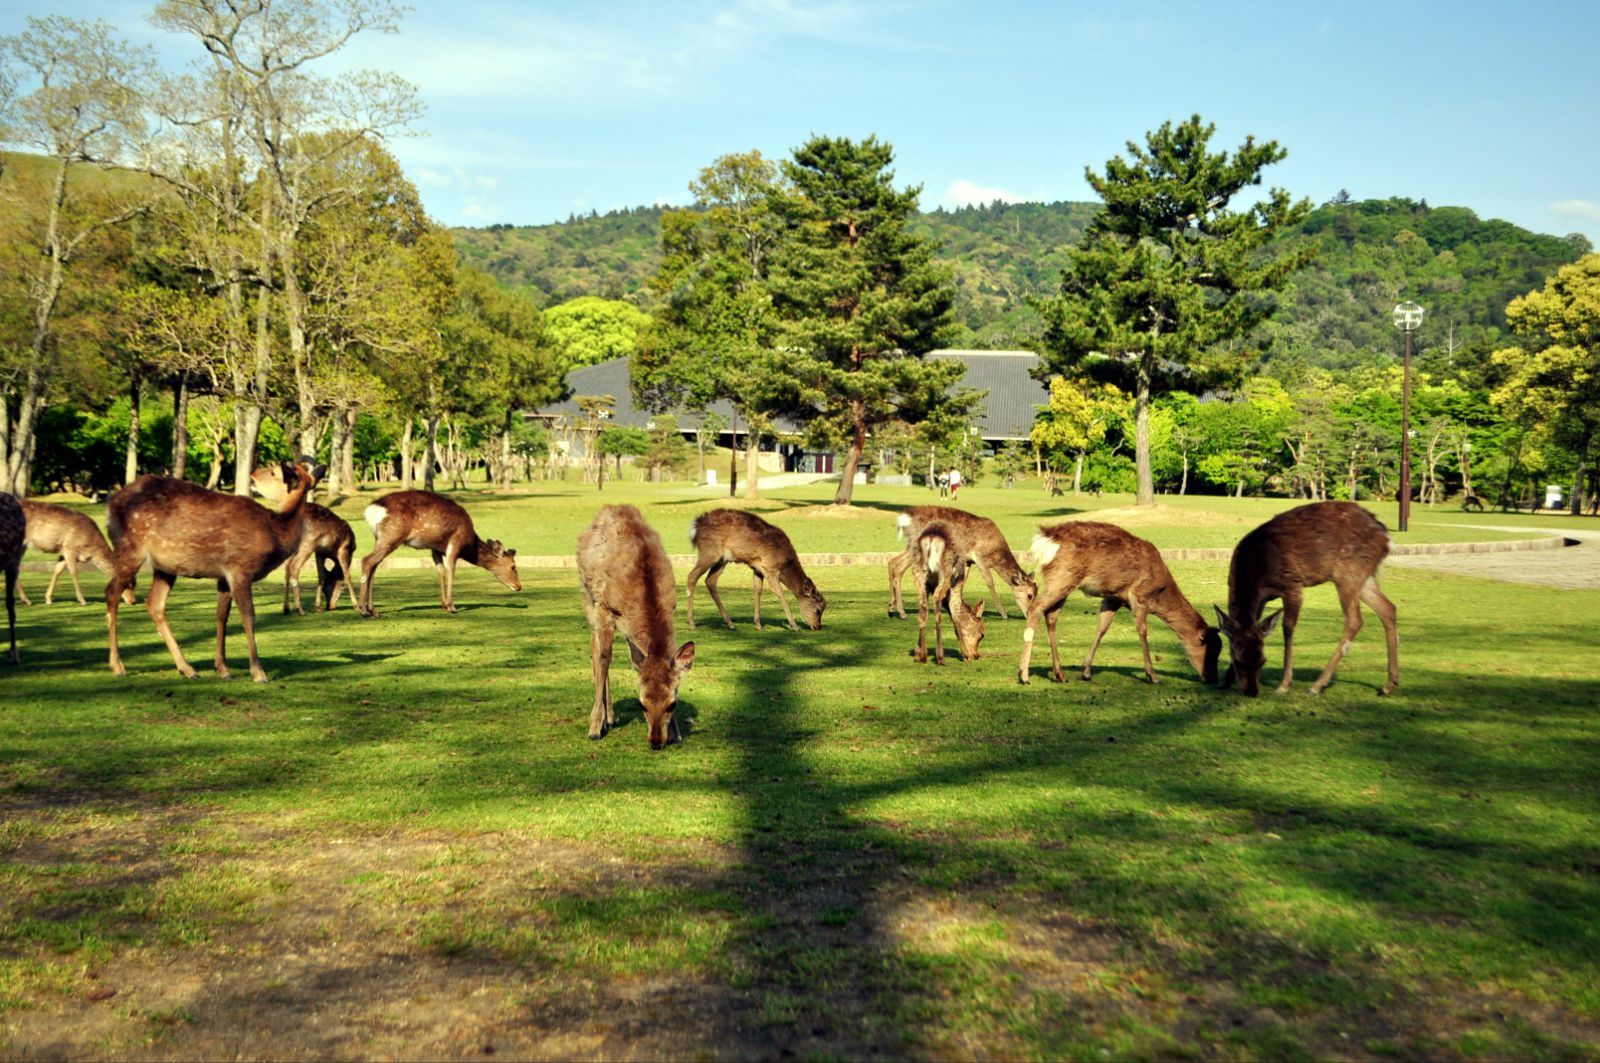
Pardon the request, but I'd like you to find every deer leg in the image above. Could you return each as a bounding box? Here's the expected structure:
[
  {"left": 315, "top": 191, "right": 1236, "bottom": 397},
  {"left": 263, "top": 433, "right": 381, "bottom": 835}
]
[
  {"left": 1018, "top": 586, "right": 1069, "bottom": 684},
  {"left": 229, "top": 579, "right": 267, "bottom": 683},
  {"left": 1081, "top": 598, "right": 1120, "bottom": 680},
  {"left": 1309, "top": 583, "right": 1364, "bottom": 696},
  {"left": 914, "top": 572, "right": 932, "bottom": 664},
  {"left": 213, "top": 583, "right": 234, "bottom": 679},
  {"left": 105, "top": 551, "right": 143, "bottom": 676},
  {"left": 1359, "top": 576, "right": 1400, "bottom": 695},
  {"left": 5, "top": 566, "right": 16, "bottom": 664},
  {"left": 979, "top": 562, "right": 1007, "bottom": 620},
  {"left": 1133, "top": 603, "right": 1158, "bottom": 684},
  {"left": 358, "top": 538, "right": 399, "bottom": 617},
  {"left": 66, "top": 554, "right": 88, "bottom": 605},
  {"left": 15, "top": 567, "right": 30, "bottom": 607},
  {"left": 431, "top": 550, "right": 449, "bottom": 610},
  {"left": 773, "top": 579, "right": 800, "bottom": 631},
  {"left": 1275, "top": 591, "right": 1304, "bottom": 693},
  {"left": 752, "top": 573, "right": 765, "bottom": 630},
  {"left": 1045, "top": 603, "right": 1066, "bottom": 682},
  {"left": 587, "top": 610, "right": 616, "bottom": 739},
  {"left": 685, "top": 557, "right": 712, "bottom": 630},
  {"left": 145, "top": 571, "right": 198, "bottom": 680},
  {"left": 705, "top": 562, "right": 735, "bottom": 629},
  {"left": 41, "top": 559, "right": 64, "bottom": 605},
  {"left": 442, "top": 544, "right": 461, "bottom": 613},
  {"left": 330, "top": 545, "right": 355, "bottom": 611},
  {"left": 887, "top": 548, "right": 915, "bottom": 618},
  {"left": 284, "top": 548, "right": 309, "bottom": 615}
]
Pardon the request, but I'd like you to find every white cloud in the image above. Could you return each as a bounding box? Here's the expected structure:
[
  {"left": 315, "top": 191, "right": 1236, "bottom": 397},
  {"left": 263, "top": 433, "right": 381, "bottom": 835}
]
[
  {"left": 939, "top": 179, "right": 1026, "bottom": 209},
  {"left": 1551, "top": 199, "right": 1600, "bottom": 224},
  {"left": 415, "top": 167, "right": 452, "bottom": 189}
]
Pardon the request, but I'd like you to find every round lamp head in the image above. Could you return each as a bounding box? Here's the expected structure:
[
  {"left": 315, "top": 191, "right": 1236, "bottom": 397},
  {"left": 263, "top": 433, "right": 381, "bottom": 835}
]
[{"left": 1392, "top": 301, "right": 1425, "bottom": 332}]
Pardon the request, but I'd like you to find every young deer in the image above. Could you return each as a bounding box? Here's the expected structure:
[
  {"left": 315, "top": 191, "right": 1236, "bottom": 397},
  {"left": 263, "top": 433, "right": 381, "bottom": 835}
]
[
  {"left": 1217, "top": 501, "right": 1399, "bottom": 697},
  {"left": 17, "top": 499, "right": 136, "bottom": 606},
  {"left": 686, "top": 509, "right": 826, "bottom": 631},
  {"left": 282, "top": 502, "right": 356, "bottom": 614},
  {"left": 1018, "top": 522, "right": 1220, "bottom": 686},
  {"left": 578, "top": 505, "right": 696, "bottom": 750},
  {"left": 105, "top": 461, "right": 325, "bottom": 683},
  {"left": 357, "top": 490, "right": 520, "bottom": 616},
  {"left": 888, "top": 505, "right": 1035, "bottom": 620},
  {"left": 913, "top": 521, "right": 987, "bottom": 664},
  {"left": 1, "top": 494, "right": 22, "bottom": 665}
]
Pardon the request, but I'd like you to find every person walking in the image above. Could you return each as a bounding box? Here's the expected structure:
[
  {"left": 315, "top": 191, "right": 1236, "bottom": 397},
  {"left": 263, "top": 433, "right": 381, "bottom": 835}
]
[{"left": 949, "top": 466, "right": 963, "bottom": 500}]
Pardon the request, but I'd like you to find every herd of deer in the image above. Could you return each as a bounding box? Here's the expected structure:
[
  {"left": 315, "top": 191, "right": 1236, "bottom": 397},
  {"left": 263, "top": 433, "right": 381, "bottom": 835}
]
[{"left": 0, "top": 462, "right": 1401, "bottom": 751}]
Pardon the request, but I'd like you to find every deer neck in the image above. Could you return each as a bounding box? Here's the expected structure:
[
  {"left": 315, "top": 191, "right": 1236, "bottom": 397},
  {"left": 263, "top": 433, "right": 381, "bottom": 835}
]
[
  {"left": 457, "top": 535, "right": 484, "bottom": 566},
  {"left": 1149, "top": 586, "right": 1212, "bottom": 670},
  {"left": 268, "top": 481, "right": 312, "bottom": 549}
]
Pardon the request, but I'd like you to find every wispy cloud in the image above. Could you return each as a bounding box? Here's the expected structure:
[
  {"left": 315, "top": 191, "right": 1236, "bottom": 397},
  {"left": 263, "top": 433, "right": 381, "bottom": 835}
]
[
  {"left": 1551, "top": 199, "right": 1600, "bottom": 224},
  {"left": 939, "top": 179, "right": 1026, "bottom": 209}
]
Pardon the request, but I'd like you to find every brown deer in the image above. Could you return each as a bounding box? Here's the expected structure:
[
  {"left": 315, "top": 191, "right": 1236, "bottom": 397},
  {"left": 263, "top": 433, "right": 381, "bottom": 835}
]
[
  {"left": 686, "top": 509, "right": 826, "bottom": 631},
  {"left": 105, "top": 461, "right": 325, "bottom": 682},
  {"left": 282, "top": 502, "right": 356, "bottom": 614},
  {"left": 578, "top": 504, "right": 696, "bottom": 750},
  {"left": 1216, "top": 501, "right": 1399, "bottom": 697},
  {"left": 1, "top": 494, "right": 22, "bottom": 665},
  {"left": 913, "top": 521, "right": 987, "bottom": 664},
  {"left": 16, "top": 499, "right": 136, "bottom": 606},
  {"left": 357, "top": 491, "right": 520, "bottom": 616},
  {"left": 888, "top": 505, "right": 1035, "bottom": 620},
  {"left": 1018, "top": 522, "right": 1220, "bottom": 686}
]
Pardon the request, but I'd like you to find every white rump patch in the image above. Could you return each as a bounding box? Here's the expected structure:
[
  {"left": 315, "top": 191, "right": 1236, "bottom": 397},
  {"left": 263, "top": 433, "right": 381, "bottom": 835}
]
[
  {"left": 1030, "top": 533, "right": 1059, "bottom": 567},
  {"left": 688, "top": 517, "right": 700, "bottom": 545},
  {"left": 363, "top": 504, "right": 387, "bottom": 532},
  {"left": 896, "top": 512, "right": 912, "bottom": 540},
  {"left": 922, "top": 536, "right": 945, "bottom": 572}
]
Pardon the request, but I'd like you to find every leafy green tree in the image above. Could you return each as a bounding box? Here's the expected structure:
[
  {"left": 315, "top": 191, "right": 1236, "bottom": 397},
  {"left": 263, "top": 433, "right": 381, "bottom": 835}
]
[
  {"left": 1491, "top": 254, "right": 1600, "bottom": 512},
  {"left": 545, "top": 295, "right": 650, "bottom": 369},
  {"left": 1030, "top": 375, "right": 1125, "bottom": 494},
  {"left": 770, "top": 135, "right": 963, "bottom": 505},
  {"left": 1036, "top": 115, "right": 1315, "bottom": 505}
]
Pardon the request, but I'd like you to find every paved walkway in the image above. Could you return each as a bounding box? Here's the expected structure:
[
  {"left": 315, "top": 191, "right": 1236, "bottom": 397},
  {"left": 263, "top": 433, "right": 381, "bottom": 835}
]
[{"left": 1387, "top": 525, "right": 1600, "bottom": 589}]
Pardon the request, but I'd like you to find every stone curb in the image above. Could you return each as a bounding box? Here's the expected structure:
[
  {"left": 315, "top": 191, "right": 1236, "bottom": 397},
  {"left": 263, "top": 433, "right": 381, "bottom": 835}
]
[{"left": 22, "top": 535, "right": 1572, "bottom": 575}]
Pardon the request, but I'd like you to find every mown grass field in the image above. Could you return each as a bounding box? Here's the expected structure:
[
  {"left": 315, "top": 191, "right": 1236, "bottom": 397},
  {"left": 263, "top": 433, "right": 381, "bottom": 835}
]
[{"left": 2, "top": 480, "right": 1597, "bottom": 1059}]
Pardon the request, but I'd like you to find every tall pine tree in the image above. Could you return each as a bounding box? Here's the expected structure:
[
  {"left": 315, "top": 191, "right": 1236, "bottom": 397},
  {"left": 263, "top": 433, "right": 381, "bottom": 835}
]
[
  {"left": 1037, "top": 115, "right": 1315, "bottom": 505},
  {"left": 771, "top": 135, "right": 962, "bottom": 505}
]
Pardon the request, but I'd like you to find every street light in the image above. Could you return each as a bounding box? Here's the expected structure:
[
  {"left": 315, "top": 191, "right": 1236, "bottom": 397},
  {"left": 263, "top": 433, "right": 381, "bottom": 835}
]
[{"left": 1392, "top": 301, "right": 1425, "bottom": 531}]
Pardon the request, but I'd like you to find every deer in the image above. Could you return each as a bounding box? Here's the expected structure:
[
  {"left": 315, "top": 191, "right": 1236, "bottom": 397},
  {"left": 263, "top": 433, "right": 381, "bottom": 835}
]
[
  {"left": 105, "top": 461, "right": 325, "bottom": 683},
  {"left": 16, "top": 499, "right": 136, "bottom": 606},
  {"left": 1018, "top": 521, "right": 1221, "bottom": 686},
  {"left": 888, "top": 506, "right": 1035, "bottom": 620},
  {"left": 357, "top": 490, "right": 520, "bottom": 617},
  {"left": 913, "top": 521, "right": 987, "bottom": 664},
  {"left": 578, "top": 504, "right": 696, "bottom": 750},
  {"left": 1216, "top": 501, "right": 1399, "bottom": 698},
  {"left": 686, "top": 509, "right": 826, "bottom": 632},
  {"left": 282, "top": 502, "right": 356, "bottom": 614},
  {"left": 1, "top": 494, "right": 22, "bottom": 665}
]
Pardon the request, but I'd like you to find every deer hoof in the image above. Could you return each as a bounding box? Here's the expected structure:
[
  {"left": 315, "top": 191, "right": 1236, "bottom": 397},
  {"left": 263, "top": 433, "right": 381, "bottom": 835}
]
[
  {"left": 1078, "top": 670, "right": 1093, "bottom": 681},
  {"left": 1018, "top": 671, "right": 1030, "bottom": 685},
  {"left": 723, "top": 621, "right": 735, "bottom": 631},
  {"left": 1379, "top": 683, "right": 1397, "bottom": 696},
  {"left": 251, "top": 672, "right": 269, "bottom": 684},
  {"left": 1051, "top": 669, "right": 1066, "bottom": 683}
]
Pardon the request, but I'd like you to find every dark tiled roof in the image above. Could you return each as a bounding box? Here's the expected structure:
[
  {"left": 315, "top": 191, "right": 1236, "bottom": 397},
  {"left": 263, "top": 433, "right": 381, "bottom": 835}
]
[{"left": 532, "top": 349, "right": 1049, "bottom": 442}]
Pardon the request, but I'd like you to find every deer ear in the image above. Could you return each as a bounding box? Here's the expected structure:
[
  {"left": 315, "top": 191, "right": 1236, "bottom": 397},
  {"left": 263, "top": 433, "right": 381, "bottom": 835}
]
[
  {"left": 1260, "top": 608, "right": 1283, "bottom": 637},
  {"left": 674, "top": 641, "right": 695, "bottom": 672},
  {"left": 627, "top": 639, "right": 647, "bottom": 669},
  {"left": 505, "top": 547, "right": 516, "bottom": 558},
  {"left": 280, "top": 460, "right": 296, "bottom": 482},
  {"left": 1214, "top": 606, "right": 1236, "bottom": 636},
  {"left": 311, "top": 464, "right": 328, "bottom": 483},
  {"left": 973, "top": 599, "right": 986, "bottom": 619}
]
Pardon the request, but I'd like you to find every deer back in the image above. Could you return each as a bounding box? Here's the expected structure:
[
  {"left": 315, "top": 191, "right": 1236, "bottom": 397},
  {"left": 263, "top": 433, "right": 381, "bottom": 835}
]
[
  {"left": 1228, "top": 501, "right": 1390, "bottom": 620},
  {"left": 365, "top": 490, "right": 477, "bottom": 553},
  {"left": 20, "top": 500, "right": 110, "bottom": 563}
]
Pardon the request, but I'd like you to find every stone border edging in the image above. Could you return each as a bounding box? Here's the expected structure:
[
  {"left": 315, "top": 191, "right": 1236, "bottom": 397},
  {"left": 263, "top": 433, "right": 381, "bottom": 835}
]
[{"left": 18, "top": 535, "right": 1574, "bottom": 575}]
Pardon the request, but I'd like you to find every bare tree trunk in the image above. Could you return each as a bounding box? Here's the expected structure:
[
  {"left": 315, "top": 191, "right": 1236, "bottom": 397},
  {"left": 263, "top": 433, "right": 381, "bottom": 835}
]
[
  {"left": 727, "top": 409, "right": 738, "bottom": 497},
  {"left": 341, "top": 408, "right": 356, "bottom": 491},
  {"left": 1133, "top": 366, "right": 1154, "bottom": 506},
  {"left": 400, "top": 417, "right": 414, "bottom": 489},
  {"left": 125, "top": 369, "right": 142, "bottom": 486},
  {"left": 744, "top": 421, "right": 760, "bottom": 501},
  {"left": 324, "top": 409, "right": 346, "bottom": 498},
  {"left": 832, "top": 403, "right": 866, "bottom": 505},
  {"left": 1179, "top": 451, "right": 1189, "bottom": 496},
  {"left": 500, "top": 415, "right": 513, "bottom": 489},
  {"left": 171, "top": 371, "right": 189, "bottom": 479},
  {"left": 1072, "top": 451, "right": 1084, "bottom": 495},
  {"left": 424, "top": 411, "right": 440, "bottom": 492}
]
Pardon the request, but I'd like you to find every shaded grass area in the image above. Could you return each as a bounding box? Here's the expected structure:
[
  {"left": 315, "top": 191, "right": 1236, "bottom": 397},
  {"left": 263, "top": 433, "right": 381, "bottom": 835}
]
[{"left": 1, "top": 559, "right": 1598, "bottom": 1058}]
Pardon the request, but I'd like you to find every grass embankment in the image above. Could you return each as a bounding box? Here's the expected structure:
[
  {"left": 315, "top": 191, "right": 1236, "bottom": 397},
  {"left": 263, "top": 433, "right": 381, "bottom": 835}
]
[{"left": 2, "top": 485, "right": 1595, "bottom": 1058}]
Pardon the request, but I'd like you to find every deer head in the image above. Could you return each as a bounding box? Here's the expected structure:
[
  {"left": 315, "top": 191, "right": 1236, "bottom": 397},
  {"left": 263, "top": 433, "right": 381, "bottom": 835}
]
[
  {"left": 798, "top": 577, "right": 826, "bottom": 630},
  {"left": 478, "top": 539, "right": 521, "bottom": 591},
  {"left": 955, "top": 599, "right": 987, "bottom": 660},
  {"left": 1214, "top": 606, "right": 1281, "bottom": 697},
  {"left": 1010, "top": 572, "right": 1038, "bottom": 617},
  {"left": 629, "top": 640, "right": 694, "bottom": 750},
  {"left": 249, "top": 461, "right": 324, "bottom": 508}
]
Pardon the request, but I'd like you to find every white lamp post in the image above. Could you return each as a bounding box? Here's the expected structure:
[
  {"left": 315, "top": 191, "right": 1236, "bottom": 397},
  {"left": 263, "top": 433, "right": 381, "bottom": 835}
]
[{"left": 1392, "top": 301, "right": 1424, "bottom": 531}]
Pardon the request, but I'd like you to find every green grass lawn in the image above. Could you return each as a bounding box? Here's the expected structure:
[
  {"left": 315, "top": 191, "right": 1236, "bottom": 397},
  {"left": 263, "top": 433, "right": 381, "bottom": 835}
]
[{"left": 3, "top": 485, "right": 1597, "bottom": 1058}]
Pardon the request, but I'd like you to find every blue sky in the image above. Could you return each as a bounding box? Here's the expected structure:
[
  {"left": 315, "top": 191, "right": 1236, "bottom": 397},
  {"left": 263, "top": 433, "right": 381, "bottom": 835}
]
[{"left": 8, "top": 1, "right": 1600, "bottom": 243}]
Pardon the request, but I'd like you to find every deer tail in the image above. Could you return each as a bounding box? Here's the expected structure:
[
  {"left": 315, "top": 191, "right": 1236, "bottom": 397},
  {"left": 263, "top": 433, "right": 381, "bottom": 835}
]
[
  {"left": 1030, "top": 532, "right": 1060, "bottom": 567},
  {"left": 688, "top": 515, "right": 702, "bottom": 545},
  {"left": 896, "top": 512, "right": 912, "bottom": 541}
]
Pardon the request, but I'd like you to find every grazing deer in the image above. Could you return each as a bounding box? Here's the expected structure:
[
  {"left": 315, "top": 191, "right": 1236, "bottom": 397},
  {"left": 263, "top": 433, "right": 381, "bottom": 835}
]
[
  {"left": 1217, "top": 501, "right": 1399, "bottom": 697},
  {"left": 578, "top": 505, "right": 695, "bottom": 750},
  {"left": 16, "top": 499, "right": 136, "bottom": 606},
  {"left": 888, "top": 506, "right": 1035, "bottom": 620},
  {"left": 282, "top": 502, "right": 356, "bottom": 614},
  {"left": 913, "top": 521, "right": 987, "bottom": 664},
  {"left": 105, "top": 461, "right": 325, "bottom": 682},
  {"left": 357, "top": 491, "right": 520, "bottom": 616},
  {"left": 1018, "top": 522, "right": 1220, "bottom": 686},
  {"left": 686, "top": 509, "right": 826, "bottom": 631},
  {"left": 2, "top": 494, "right": 22, "bottom": 664}
]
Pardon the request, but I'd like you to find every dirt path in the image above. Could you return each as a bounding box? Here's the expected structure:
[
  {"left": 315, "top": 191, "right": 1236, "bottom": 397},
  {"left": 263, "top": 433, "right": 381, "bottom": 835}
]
[{"left": 1388, "top": 526, "right": 1600, "bottom": 589}]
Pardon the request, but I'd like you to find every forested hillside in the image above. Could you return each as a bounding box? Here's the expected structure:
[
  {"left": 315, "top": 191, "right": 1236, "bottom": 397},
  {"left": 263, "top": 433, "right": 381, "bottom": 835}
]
[{"left": 451, "top": 196, "right": 1590, "bottom": 372}]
